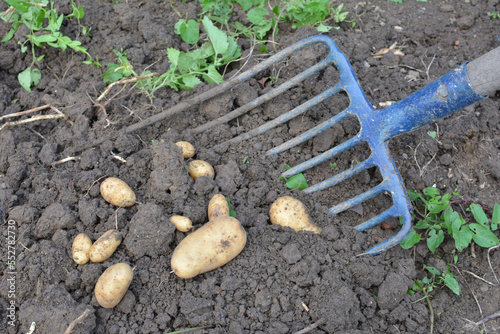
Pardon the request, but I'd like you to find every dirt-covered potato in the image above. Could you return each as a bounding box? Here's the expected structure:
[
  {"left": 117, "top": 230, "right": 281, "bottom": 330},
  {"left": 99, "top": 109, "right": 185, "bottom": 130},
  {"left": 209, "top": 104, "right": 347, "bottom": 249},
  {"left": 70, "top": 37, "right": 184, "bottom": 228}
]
[
  {"left": 176, "top": 141, "right": 195, "bottom": 159},
  {"left": 95, "top": 263, "right": 133, "bottom": 308},
  {"left": 188, "top": 160, "right": 214, "bottom": 180},
  {"left": 100, "top": 177, "right": 136, "bottom": 207},
  {"left": 208, "top": 194, "right": 229, "bottom": 221},
  {"left": 170, "top": 215, "right": 193, "bottom": 232},
  {"left": 89, "top": 229, "right": 123, "bottom": 263},
  {"left": 72, "top": 233, "right": 92, "bottom": 265},
  {"left": 171, "top": 216, "right": 247, "bottom": 279},
  {"left": 269, "top": 196, "right": 321, "bottom": 234}
]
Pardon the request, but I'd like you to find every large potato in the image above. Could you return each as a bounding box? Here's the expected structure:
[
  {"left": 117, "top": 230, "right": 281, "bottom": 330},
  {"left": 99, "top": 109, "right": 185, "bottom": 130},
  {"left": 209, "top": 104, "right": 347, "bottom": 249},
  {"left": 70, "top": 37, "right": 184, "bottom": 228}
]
[
  {"left": 188, "top": 160, "right": 215, "bottom": 180},
  {"left": 176, "top": 141, "right": 195, "bottom": 159},
  {"left": 100, "top": 177, "right": 136, "bottom": 207},
  {"left": 89, "top": 230, "right": 122, "bottom": 263},
  {"left": 72, "top": 233, "right": 92, "bottom": 265},
  {"left": 269, "top": 196, "right": 321, "bottom": 234},
  {"left": 95, "top": 263, "right": 133, "bottom": 308},
  {"left": 170, "top": 215, "right": 193, "bottom": 232},
  {"left": 208, "top": 194, "right": 229, "bottom": 221},
  {"left": 171, "top": 216, "right": 247, "bottom": 279}
]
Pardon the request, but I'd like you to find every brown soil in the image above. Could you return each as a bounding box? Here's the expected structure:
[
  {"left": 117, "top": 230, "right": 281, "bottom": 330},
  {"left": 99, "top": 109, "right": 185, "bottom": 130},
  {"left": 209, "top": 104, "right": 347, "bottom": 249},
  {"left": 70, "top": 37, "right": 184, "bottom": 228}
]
[{"left": 1, "top": 0, "right": 500, "bottom": 333}]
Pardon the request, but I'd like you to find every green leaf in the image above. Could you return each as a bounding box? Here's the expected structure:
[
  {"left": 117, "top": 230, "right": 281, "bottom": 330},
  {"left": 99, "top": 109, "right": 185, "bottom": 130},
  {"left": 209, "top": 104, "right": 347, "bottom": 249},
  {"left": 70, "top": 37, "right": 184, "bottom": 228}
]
[
  {"left": 400, "top": 229, "right": 421, "bottom": 249},
  {"left": 167, "top": 48, "right": 181, "bottom": 67},
  {"left": 175, "top": 19, "right": 200, "bottom": 45},
  {"left": 181, "top": 75, "right": 202, "bottom": 90},
  {"left": 424, "top": 265, "right": 440, "bottom": 276},
  {"left": 18, "top": 67, "right": 41, "bottom": 92},
  {"left": 470, "top": 223, "right": 500, "bottom": 248},
  {"left": 32, "top": 33, "right": 57, "bottom": 45},
  {"left": 453, "top": 224, "right": 473, "bottom": 252},
  {"left": 4, "top": 0, "right": 31, "bottom": 13},
  {"left": 236, "top": 0, "right": 256, "bottom": 11},
  {"left": 427, "top": 131, "right": 437, "bottom": 139},
  {"left": 427, "top": 229, "right": 444, "bottom": 253},
  {"left": 423, "top": 187, "right": 440, "bottom": 198},
  {"left": 441, "top": 272, "right": 461, "bottom": 295},
  {"left": 226, "top": 198, "right": 237, "bottom": 218},
  {"left": 286, "top": 173, "right": 309, "bottom": 190},
  {"left": 316, "top": 23, "right": 333, "bottom": 32},
  {"left": 203, "top": 65, "right": 224, "bottom": 84},
  {"left": 247, "top": 7, "right": 269, "bottom": 26},
  {"left": 470, "top": 203, "right": 489, "bottom": 227},
  {"left": 492, "top": 203, "right": 500, "bottom": 231},
  {"left": 202, "top": 16, "right": 228, "bottom": 56}
]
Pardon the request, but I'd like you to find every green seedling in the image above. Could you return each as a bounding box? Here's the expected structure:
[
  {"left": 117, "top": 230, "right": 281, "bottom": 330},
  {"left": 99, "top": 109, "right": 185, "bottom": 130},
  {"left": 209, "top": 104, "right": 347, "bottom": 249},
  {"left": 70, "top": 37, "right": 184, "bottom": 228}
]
[
  {"left": 242, "top": 156, "right": 248, "bottom": 163},
  {"left": 144, "top": 16, "right": 241, "bottom": 94},
  {"left": 174, "top": 18, "right": 200, "bottom": 44},
  {"left": 408, "top": 265, "right": 459, "bottom": 334},
  {"left": 279, "top": 164, "right": 309, "bottom": 190},
  {"left": 103, "top": 17, "right": 241, "bottom": 95},
  {"left": 427, "top": 131, "right": 437, "bottom": 139},
  {"left": 1, "top": 0, "right": 99, "bottom": 91},
  {"left": 226, "top": 198, "right": 237, "bottom": 217},
  {"left": 329, "top": 162, "right": 337, "bottom": 168},
  {"left": 280, "top": 0, "right": 349, "bottom": 32},
  {"left": 400, "top": 187, "right": 500, "bottom": 253},
  {"left": 102, "top": 50, "right": 137, "bottom": 84},
  {"left": 489, "top": 11, "right": 500, "bottom": 19}
]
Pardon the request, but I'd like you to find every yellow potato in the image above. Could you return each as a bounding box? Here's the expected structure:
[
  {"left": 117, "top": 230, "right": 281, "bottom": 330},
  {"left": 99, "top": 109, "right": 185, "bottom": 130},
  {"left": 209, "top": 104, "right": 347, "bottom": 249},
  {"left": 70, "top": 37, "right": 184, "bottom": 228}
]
[
  {"left": 176, "top": 141, "right": 195, "bottom": 159},
  {"left": 170, "top": 215, "right": 193, "bottom": 232},
  {"left": 100, "top": 177, "right": 136, "bottom": 207},
  {"left": 72, "top": 233, "right": 92, "bottom": 265},
  {"left": 95, "top": 263, "right": 133, "bottom": 308},
  {"left": 269, "top": 196, "right": 321, "bottom": 234},
  {"left": 188, "top": 160, "right": 215, "bottom": 180},
  {"left": 171, "top": 216, "right": 247, "bottom": 279},
  {"left": 89, "top": 230, "right": 122, "bottom": 263},
  {"left": 208, "top": 194, "right": 229, "bottom": 221}
]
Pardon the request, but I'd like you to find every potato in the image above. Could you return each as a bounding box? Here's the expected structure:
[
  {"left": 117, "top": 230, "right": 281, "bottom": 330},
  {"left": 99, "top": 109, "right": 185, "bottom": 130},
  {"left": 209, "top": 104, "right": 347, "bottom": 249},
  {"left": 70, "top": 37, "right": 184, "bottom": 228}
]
[
  {"left": 100, "top": 177, "right": 136, "bottom": 207},
  {"left": 95, "top": 263, "right": 133, "bottom": 308},
  {"left": 171, "top": 216, "right": 247, "bottom": 279},
  {"left": 269, "top": 196, "right": 321, "bottom": 234},
  {"left": 89, "top": 229, "right": 123, "bottom": 263},
  {"left": 72, "top": 233, "right": 92, "bottom": 265},
  {"left": 208, "top": 194, "right": 229, "bottom": 221},
  {"left": 188, "top": 160, "right": 215, "bottom": 180},
  {"left": 170, "top": 215, "right": 193, "bottom": 232},
  {"left": 176, "top": 141, "right": 195, "bottom": 159}
]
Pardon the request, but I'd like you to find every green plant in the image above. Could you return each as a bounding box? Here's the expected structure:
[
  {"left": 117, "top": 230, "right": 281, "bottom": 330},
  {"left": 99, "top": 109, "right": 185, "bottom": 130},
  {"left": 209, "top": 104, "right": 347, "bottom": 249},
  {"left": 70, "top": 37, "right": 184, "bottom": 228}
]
[
  {"left": 1, "top": 0, "right": 99, "bottom": 91},
  {"left": 489, "top": 11, "right": 500, "bottom": 19},
  {"left": 400, "top": 187, "right": 500, "bottom": 253},
  {"left": 279, "top": 164, "right": 309, "bottom": 190},
  {"left": 408, "top": 265, "right": 459, "bottom": 334},
  {"left": 101, "top": 50, "right": 137, "bottom": 84},
  {"left": 280, "top": 0, "right": 349, "bottom": 32},
  {"left": 103, "top": 17, "right": 241, "bottom": 95},
  {"left": 226, "top": 198, "right": 237, "bottom": 217}
]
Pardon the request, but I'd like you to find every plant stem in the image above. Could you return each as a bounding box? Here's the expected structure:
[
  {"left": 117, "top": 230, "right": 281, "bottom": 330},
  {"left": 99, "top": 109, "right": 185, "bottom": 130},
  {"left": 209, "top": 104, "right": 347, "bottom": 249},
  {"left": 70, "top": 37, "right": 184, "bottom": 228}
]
[{"left": 415, "top": 280, "right": 434, "bottom": 334}]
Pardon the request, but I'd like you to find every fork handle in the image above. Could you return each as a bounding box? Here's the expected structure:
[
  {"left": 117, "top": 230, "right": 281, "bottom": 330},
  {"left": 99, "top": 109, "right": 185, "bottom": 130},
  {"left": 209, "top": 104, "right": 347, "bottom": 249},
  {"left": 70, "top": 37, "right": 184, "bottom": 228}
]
[{"left": 466, "top": 46, "right": 500, "bottom": 96}]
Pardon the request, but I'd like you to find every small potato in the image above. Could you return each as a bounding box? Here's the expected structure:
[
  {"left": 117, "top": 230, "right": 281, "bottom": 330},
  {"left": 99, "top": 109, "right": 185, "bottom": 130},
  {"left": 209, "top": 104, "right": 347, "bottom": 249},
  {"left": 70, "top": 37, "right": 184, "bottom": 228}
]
[
  {"left": 90, "top": 230, "right": 123, "bottom": 263},
  {"left": 269, "top": 196, "right": 321, "bottom": 234},
  {"left": 72, "top": 233, "right": 92, "bottom": 265},
  {"left": 188, "top": 160, "right": 215, "bottom": 180},
  {"left": 171, "top": 216, "right": 247, "bottom": 279},
  {"left": 208, "top": 194, "right": 229, "bottom": 221},
  {"left": 95, "top": 263, "right": 133, "bottom": 308},
  {"left": 100, "top": 177, "right": 136, "bottom": 207},
  {"left": 176, "top": 141, "right": 195, "bottom": 159},
  {"left": 170, "top": 215, "right": 193, "bottom": 232}
]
